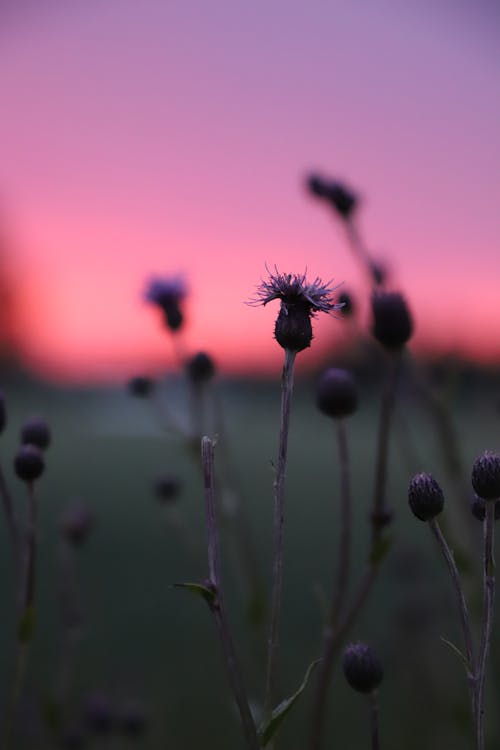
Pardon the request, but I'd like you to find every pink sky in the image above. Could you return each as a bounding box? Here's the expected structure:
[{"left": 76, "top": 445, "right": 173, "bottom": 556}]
[{"left": 1, "top": 0, "right": 499, "bottom": 382}]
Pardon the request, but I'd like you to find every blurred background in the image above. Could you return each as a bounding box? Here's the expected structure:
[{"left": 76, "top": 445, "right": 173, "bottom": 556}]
[{"left": 0, "top": 0, "right": 499, "bottom": 748}]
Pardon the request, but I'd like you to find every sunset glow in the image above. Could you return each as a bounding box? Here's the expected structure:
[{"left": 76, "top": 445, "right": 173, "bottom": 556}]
[{"left": 1, "top": 1, "right": 499, "bottom": 382}]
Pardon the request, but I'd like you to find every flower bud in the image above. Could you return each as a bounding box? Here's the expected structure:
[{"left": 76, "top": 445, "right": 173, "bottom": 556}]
[
  {"left": 128, "top": 376, "right": 154, "bottom": 397},
  {"left": 84, "top": 692, "right": 114, "bottom": 734},
  {"left": 61, "top": 502, "right": 94, "bottom": 546},
  {"left": 337, "top": 290, "right": 355, "bottom": 317},
  {"left": 408, "top": 473, "right": 444, "bottom": 521},
  {"left": 20, "top": 416, "right": 51, "bottom": 450},
  {"left": 14, "top": 444, "right": 45, "bottom": 482},
  {"left": 316, "top": 368, "right": 358, "bottom": 419},
  {"left": 471, "top": 452, "right": 500, "bottom": 500},
  {"left": 342, "top": 642, "right": 383, "bottom": 693},
  {"left": 186, "top": 352, "right": 215, "bottom": 384},
  {"left": 371, "top": 291, "right": 413, "bottom": 350},
  {"left": 154, "top": 475, "right": 181, "bottom": 503},
  {"left": 275, "top": 305, "right": 313, "bottom": 352},
  {"left": 470, "top": 494, "right": 500, "bottom": 522}
]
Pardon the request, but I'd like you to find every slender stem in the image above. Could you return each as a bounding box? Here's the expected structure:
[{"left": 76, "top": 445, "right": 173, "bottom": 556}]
[
  {"left": 24, "top": 482, "right": 38, "bottom": 612},
  {"left": 309, "top": 419, "right": 352, "bottom": 747},
  {"left": 330, "top": 419, "right": 351, "bottom": 627},
  {"left": 310, "top": 354, "right": 400, "bottom": 750},
  {"left": 428, "top": 519, "right": 476, "bottom": 720},
  {"left": 369, "top": 691, "right": 380, "bottom": 750},
  {"left": 201, "top": 437, "right": 260, "bottom": 750},
  {"left": 265, "top": 348, "right": 297, "bottom": 713},
  {"left": 476, "top": 501, "right": 496, "bottom": 750},
  {"left": 0, "top": 460, "right": 18, "bottom": 553},
  {"left": 371, "top": 353, "right": 400, "bottom": 546}
]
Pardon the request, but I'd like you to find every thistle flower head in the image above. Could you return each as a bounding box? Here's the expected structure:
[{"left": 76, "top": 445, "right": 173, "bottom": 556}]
[
  {"left": 143, "top": 274, "right": 187, "bottom": 332},
  {"left": 249, "top": 267, "right": 343, "bottom": 352}
]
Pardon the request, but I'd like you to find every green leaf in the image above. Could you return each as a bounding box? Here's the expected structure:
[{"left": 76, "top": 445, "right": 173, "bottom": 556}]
[
  {"left": 258, "top": 659, "right": 320, "bottom": 746},
  {"left": 440, "top": 637, "right": 470, "bottom": 671},
  {"left": 17, "top": 605, "right": 36, "bottom": 642},
  {"left": 369, "top": 534, "right": 393, "bottom": 564},
  {"left": 173, "top": 582, "right": 217, "bottom": 609}
]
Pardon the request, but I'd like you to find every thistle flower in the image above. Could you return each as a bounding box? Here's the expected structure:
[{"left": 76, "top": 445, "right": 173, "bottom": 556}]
[
  {"left": 143, "top": 275, "right": 187, "bottom": 332},
  {"left": 249, "top": 267, "right": 343, "bottom": 352}
]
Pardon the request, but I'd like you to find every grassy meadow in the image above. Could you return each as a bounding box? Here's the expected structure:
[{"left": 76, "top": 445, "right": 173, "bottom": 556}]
[{"left": 0, "top": 362, "right": 499, "bottom": 749}]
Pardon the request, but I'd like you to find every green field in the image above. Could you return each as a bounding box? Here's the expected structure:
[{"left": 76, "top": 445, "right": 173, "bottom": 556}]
[{"left": 0, "top": 366, "right": 499, "bottom": 749}]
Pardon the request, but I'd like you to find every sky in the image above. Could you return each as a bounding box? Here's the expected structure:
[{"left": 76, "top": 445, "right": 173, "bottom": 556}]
[{"left": 0, "top": 0, "right": 499, "bottom": 382}]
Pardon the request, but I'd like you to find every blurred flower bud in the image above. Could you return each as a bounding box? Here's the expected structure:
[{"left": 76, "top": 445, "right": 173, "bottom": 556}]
[
  {"left": 408, "top": 473, "right": 444, "bottom": 522},
  {"left": 470, "top": 494, "right": 500, "bottom": 522},
  {"left": 118, "top": 701, "right": 147, "bottom": 738},
  {"left": 61, "top": 501, "right": 94, "bottom": 546},
  {"left": 186, "top": 352, "right": 216, "bottom": 384},
  {"left": 337, "top": 290, "right": 355, "bottom": 317},
  {"left": 316, "top": 368, "right": 358, "bottom": 419},
  {"left": 154, "top": 475, "right": 181, "bottom": 504},
  {"left": 371, "top": 291, "right": 413, "bottom": 350},
  {"left": 342, "top": 642, "right": 383, "bottom": 693},
  {"left": 128, "top": 376, "right": 154, "bottom": 397},
  {"left": 368, "top": 259, "right": 387, "bottom": 286},
  {"left": 84, "top": 692, "right": 114, "bottom": 734},
  {"left": 471, "top": 452, "right": 500, "bottom": 500},
  {"left": 20, "top": 416, "right": 51, "bottom": 450},
  {"left": 14, "top": 444, "right": 45, "bottom": 482},
  {"left": 144, "top": 275, "right": 187, "bottom": 333}
]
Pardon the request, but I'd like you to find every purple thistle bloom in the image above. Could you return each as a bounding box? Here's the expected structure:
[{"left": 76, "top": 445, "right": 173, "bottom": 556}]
[
  {"left": 143, "top": 275, "right": 187, "bottom": 307},
  {"left": 249, "top": 267, "right": 343, "bottom": 352},
  {"left": 249, "top": 267, "right": 342, "bottom": 315},
  {"left": 143, "top": 274, "right": 187, "bottom": 332}
]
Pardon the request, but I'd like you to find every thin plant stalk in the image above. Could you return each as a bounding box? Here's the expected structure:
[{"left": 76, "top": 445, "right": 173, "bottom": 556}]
[
  {"left": 201, "top": 437, "right": 260, "bottom": 750},
  {"left": 3, "top": 482, "right": 38, "bottom": 750},
  {"left": 369, "top": 691, "right": 380, "bottom": 750},
  {"left": 309, "top": 353, "right": 400, "bottom": 750},
  {"left": 428, "top": 518, "right": 476, "bottom": 720},
  {"left": 330, "top": 419, "right": 352, "bottom": 625},
  {"left": 476, "top": 501, "right": 496, "bottom": 750},
  {"left": 310, "top": 418, "right": 352, "bottom": 747},
  {"left": 371, "top": 352, "right": 400, "bottom": 545},
  {"left": 0, "top": 462, "right": 18, "bottom": 554},
  {"left": 265, "top": 348, "right": 297, "bottom": 714}
]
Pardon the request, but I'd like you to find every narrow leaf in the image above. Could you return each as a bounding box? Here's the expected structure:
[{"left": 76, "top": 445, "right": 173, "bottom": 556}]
[
  {"left": 173, "top": 582, "right": 217, "bottom": 609},
  {"left": 440, "top": 637, "right": 469, "bottom": 671},
  {"left": 258, "top": 659, "right": 320, "bottom": 746}
]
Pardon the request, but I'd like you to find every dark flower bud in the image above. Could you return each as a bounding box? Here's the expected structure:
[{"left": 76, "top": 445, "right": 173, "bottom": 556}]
[
  {"left": 0, "top": 391, "right": 6, "bottom": 433},
  {"left": 275, "top": 305, "right": 313, "bottom": 352},
  {"left": 470, "top": 494, "right": 500, "bottom": 522},
  {"left": 306, "top": 174, "right": 331, "bottom": 199},
  {"left": 20, "top": 416, "right": 51, "bottom": 450},
  {"left": 186, "top": 352, "right": 215, "bottom": 384},
  {"left": 369, "top": 259, "right": 387, "bottom": 286},
  {"left": 154, "top": 475, "right": 181, "bottom": 503},
  {"left": 408, "top": 473, "right": 444, "bottom": 521},
  {"left": 370, "top": 507, "right": 394, "bottom": 530},
  {"left": 316, "top": 368, "right": 358, "bottom": 419},
  {"left": 61, "top": 502, "right": 94, "bottom": 546},
  {"left": 84, "top": 692, "right": 114, "bottom": 734},
  {"left": 14, "top": 444, "right": 45, "bottom": 482},
  {"left": 342, "top": 642, "right": 383, "bottom": 693},
  {"left": 118, "top": 701, "right": 147, "bottom": 737},
  {"left": 371, "top": 291, "right": 413, "bottom": 350},
  {"left": 162, "top": 301, "right": 183, "bottom": 332},
  {"left": 128, "top": 376, "right": 154, "bottom": 397},
  {"left": 337, "top": 290, "right": 355, "bottom": 317},
  {"left": 325, "top": 181, "right": 358, "bottom": 219},
  {"left": 471, "top": 452, "right": 500, "bottom": 500}
]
